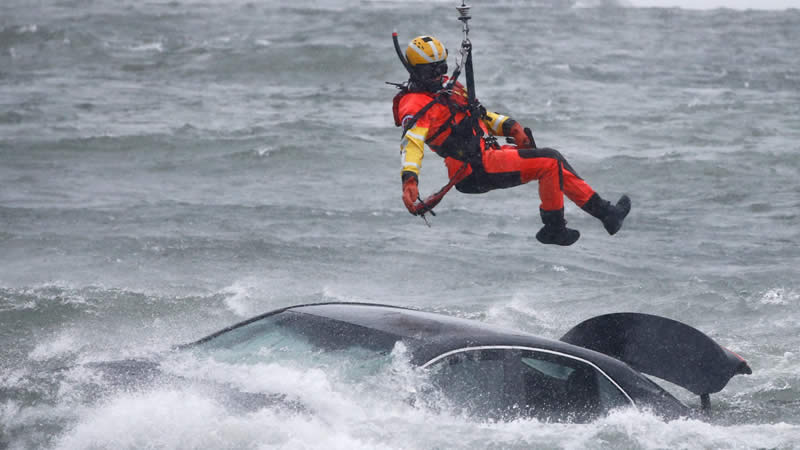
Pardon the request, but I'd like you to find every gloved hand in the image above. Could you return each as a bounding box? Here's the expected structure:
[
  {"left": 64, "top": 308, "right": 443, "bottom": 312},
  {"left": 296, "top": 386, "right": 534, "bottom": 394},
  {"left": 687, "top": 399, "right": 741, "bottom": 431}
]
[
  {"left": 402, "top": 177, "right": 420, "bottom": 215},
  {"left": 509, "top": 122, "right": 533, "bottom": 149},
  {"left": 418, "top": 191, "right": 443, "bottom": 212}
]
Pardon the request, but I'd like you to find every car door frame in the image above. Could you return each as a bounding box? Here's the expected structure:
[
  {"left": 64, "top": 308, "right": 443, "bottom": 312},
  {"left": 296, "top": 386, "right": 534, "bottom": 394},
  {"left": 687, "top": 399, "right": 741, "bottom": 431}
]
[{"left": 421, "top": 345, "right": 637, "bottom": 409}]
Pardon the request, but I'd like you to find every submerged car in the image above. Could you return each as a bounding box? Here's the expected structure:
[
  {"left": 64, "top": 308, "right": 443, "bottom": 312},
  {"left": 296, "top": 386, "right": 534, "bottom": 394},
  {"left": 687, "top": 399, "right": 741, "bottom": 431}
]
[{"left": 176, "top": 302, "right": 751, "bottom": 422}]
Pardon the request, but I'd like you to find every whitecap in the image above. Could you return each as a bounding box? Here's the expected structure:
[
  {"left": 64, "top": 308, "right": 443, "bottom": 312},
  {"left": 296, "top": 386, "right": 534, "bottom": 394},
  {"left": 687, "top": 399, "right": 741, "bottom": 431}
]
[
  {"left": 254, "top": 146, "right": 275, "bottom": 157},
  {"left": 760, "top": 287, "right": 797, "bottom": 305},
  {"left": 28, "top": 332, "right": 79, "bottom": 361},
  {"left": 18, "top": 24, "right": 38, "bottom": 34},
  {"left": 220, "top": 280, "right": 257, "bottom": 317},
  {"left": 130, "top": 42, "right": 164, "bottom": 53}
]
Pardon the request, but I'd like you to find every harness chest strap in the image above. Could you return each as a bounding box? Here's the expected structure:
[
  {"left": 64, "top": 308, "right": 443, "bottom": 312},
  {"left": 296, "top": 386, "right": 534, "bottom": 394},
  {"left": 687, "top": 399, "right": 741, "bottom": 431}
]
[{"left": 397, "top": 91, "right": 481, "bottom": 153}]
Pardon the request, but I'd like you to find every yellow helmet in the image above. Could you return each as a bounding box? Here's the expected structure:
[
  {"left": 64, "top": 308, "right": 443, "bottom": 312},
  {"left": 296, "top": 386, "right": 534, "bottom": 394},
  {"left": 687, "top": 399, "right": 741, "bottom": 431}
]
[{"left": 405, "top": 36, "right": 448, "bottom": 67}]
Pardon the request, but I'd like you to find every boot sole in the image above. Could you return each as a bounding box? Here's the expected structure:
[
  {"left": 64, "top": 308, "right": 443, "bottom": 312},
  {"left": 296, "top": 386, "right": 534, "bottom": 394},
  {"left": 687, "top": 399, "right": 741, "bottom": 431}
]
[{"left": 536, "top": 229, "right": 581, "bottom": 246}]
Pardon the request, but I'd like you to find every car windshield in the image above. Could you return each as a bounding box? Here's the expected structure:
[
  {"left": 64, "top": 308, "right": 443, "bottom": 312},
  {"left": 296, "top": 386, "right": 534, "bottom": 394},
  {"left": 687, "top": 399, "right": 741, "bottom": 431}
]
[{"left": 185, "top": 310, "right": 402, "bottom": 376}]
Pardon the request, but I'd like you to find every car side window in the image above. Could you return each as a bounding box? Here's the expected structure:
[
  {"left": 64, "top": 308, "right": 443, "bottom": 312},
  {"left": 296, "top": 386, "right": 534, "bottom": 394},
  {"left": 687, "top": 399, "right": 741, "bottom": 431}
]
[
  {"left": 516, "top": 350, "right": 630, "bottom": 422},
  {"left": 427, "top": 349, "right": 508, "bottom": 419},
  {"left": 428, "top": 348, "right": 631, "bottom": 422},
  {"left": 595, "top": 368, "right": 631, "bottom": 412}
]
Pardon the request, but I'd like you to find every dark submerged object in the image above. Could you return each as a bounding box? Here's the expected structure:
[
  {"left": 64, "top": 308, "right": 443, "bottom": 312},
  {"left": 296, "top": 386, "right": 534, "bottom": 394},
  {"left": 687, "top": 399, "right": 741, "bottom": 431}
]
[
  {"left": 561, "top": 313, "right": 752, "bottom": 398},
  {"left": 182, "top": 302, "right": 751, "bottom": 421}
]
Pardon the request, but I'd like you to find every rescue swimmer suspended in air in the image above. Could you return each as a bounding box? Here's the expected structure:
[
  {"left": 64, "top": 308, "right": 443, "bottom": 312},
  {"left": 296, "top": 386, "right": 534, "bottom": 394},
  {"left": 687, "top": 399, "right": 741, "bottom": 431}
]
[{"left": 389, "top": 2, "right": 631, "bottom": 246}]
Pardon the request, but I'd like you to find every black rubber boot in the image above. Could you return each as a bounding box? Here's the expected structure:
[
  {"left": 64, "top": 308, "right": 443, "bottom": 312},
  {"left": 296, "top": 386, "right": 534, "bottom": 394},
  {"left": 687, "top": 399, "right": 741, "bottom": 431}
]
[
  {"left": 581, "top": 193, "right": 631, "bottom": 235},
  {"left": 536, "top": 208, "right": 580, "bottom": 246}
]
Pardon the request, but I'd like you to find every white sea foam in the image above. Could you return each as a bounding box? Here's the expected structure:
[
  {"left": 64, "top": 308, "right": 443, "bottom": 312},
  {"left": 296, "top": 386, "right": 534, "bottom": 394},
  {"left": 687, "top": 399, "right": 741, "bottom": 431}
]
[
  {"left": 253, "top": 146, "right": 275, "bottom": 157},
  {"left": 221, "top": 279, "right": 257, "bottom": 317},
  {"left": 47, "top": 379, "right": 800, "bottom": 450},
  {"left": 17, "top": 24, "right": 38, "bottom": 33},
  {"left": 129, "top": 42, "right": 164, "bottom": 53},
  {"left": 485, "top": 293, "right": 566, "bottom": 335},
  {"left": 219, "top": 275, "right": 321, "bottom": 317},
  {"left": 760, "top": 287, "right": 798, "bottom": 305},
  {"left": 28, "top": 332, "right": 79, "bottom": 361},
  {"left": 52, "top": 389, "right": 382, "bottom": 450}
]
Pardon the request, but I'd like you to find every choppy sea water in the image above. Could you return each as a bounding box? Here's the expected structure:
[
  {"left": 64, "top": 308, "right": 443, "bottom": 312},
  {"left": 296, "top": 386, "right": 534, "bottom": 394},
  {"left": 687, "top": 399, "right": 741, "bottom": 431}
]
[{"left": 1, "top": 0, "right": 799, "bottom": 448}]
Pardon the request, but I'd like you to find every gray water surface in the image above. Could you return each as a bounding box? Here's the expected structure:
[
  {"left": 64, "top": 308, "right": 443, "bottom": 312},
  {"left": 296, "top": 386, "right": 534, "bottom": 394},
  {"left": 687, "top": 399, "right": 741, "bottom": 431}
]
[{"left": 1, "top": 0, "right": 799, "bottom": 448}]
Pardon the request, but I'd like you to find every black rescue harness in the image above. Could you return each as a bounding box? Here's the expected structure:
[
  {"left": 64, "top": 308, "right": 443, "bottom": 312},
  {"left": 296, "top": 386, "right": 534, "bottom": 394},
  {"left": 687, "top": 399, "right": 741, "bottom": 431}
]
[{"left": 391, "top": 86, "right": 487, "bottom": 165}]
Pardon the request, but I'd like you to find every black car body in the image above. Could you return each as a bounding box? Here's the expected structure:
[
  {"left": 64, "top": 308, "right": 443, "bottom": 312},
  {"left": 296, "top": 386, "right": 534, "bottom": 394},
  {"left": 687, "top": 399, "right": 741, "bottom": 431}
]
[{"left": 178, "top": 302, "right": 751, "bottom": 422}]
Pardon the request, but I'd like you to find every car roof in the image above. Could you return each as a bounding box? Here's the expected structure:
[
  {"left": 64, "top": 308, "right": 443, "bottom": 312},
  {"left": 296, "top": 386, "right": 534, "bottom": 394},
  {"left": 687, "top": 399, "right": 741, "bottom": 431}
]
[{"left": 285, "top": 302, "right": 631, "bottom": 370}]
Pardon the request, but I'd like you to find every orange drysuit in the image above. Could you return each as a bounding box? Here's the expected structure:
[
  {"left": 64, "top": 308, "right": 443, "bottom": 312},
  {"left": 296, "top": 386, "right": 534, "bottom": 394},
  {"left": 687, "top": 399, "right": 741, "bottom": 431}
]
[{"left": 394, "top": 81, "right": 596, "bottom": 211}]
